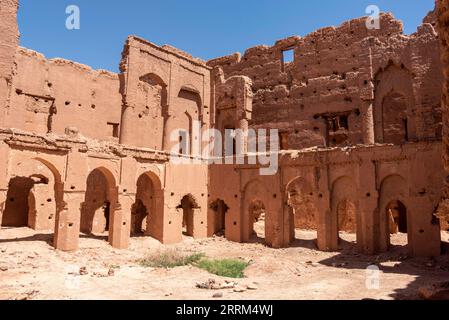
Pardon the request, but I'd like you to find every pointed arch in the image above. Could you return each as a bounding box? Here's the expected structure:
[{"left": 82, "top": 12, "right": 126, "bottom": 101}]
[
  {"left": 178, "top": 193, "right": 200, "bottom": 237},
  {"left": 133, "top": 170, "right": 164, "bottom": 241},
  {"left": 378, "top": 174, "right": 410, "bottom": 252},
  {"left": 329, "top": 176, "right": 359, "bottom": 249}
]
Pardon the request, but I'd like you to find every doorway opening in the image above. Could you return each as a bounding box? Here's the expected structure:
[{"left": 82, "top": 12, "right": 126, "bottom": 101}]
[{"left": 248, "top": 199, "right": 266, "bottom": 242}]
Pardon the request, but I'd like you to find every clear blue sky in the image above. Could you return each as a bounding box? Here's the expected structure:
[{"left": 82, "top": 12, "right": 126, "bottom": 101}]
[{"left": 18, "top": 0, "right": 435, "bottom": 73}]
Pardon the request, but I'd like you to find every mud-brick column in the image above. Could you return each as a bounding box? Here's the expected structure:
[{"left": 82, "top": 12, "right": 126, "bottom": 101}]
[
  {"left": 158, "top": 190, "right": 183, "bottom": 244},
  {"left": 281, "top": 204, "right": 295, "bottom": 247},
  {"left": 235, "top": 76, "right": 253, "bottom": 154},
  {"left": 0, "top": 142, "right": 9, "bottom": 225},
  {"left": 119, "top": 105, "right": 134, "bottom": 146},
  {"left": 54, "top": 192, "right": 83, "bottom": 252},
  {"left": 361, "top": 99, "right": 375, "bottom": 145},
  {"left": 109, "top": 189, "right": 131, "bottom": 249},
  {"left": 237, "top": 119, "right": 249, "bottom": 153},
  {"left": 270, "top": 207, "right": 284, "bottom": 249},
  {"left": 163, "top": 207, "right": 183, "bottom": 244},
  {"left": 315, "top": 166, "right": 335, "bottom": 251},
  {"left": 357, "top": 155, "right": 379, "bottom": 255},
  {"left": 407, "top": 196, "right": 441, "bottom": 257},
  {"left": 146, "top": 189, "right": 164, "bottom": 242},
  {"left": 316, "top": 206, "right": 334, "bottom": 251},
  {"left": 358, "top": 196, "right": 378, "bottom": 255}
]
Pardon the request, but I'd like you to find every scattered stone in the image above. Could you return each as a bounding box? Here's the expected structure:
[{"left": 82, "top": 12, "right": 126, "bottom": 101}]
[
  {"left": 212, "top": 293, "right": 223, "bottom": 298},
  {"left": 108, "top": 268, "right": 115, "bottom": 277},
  {"left": 11, "top": 290, "right": 40, "bottom": 301},
  {"left": 233, "top": 287, "right": 246, "bottom": 293},
  {"left": 79, "top": 267, "right": 88, "bottom": 276},
  {"left": 246, "top": 284, "right": 258, "bottom": 290},
  {"left": 196, "top": 279, "right": 237, "bottom": 290},
  {"left": 92, "top": 272, "right": 108, "bottom": 278}
]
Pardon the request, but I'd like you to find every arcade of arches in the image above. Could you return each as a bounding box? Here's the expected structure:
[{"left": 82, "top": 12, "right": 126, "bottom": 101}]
[{"left": 0, "top": 0, "right": 448, "bottom": 259}]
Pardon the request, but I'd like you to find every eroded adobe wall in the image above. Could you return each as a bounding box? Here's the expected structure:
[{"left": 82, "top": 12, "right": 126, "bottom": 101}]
[
  {"left": 0, "top": 0, "right": 19, "bottom": 127},
  {"left": 209, "top": 141, "right": 444, "bottom": 256},
  {"left": 4, "top": 48, "right": 122, "bottom": 141},
  {"left": 0, "top": 127, "right": 211, "bottom": 250},
  {"left": 209, "top": 14, "right": 443, "bottom": 150},
  {"left": 120, "top": 36, "right": 211, "bottom": 152}
]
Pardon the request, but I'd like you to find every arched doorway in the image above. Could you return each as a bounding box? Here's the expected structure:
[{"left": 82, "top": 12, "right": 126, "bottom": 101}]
[
  {"left": 386, "top": 200, "right": 408, "bottom": 235},
  {"left": 131, "top": 199, "right": 147, "bottom": 236},
  {"left": 1, "top": 158, "right": 61, "bottom": 233},
  {"left": 81, "top": 168, "right": 117, "bottom": 241},
  {"left": 209, "top": 199, "right": 229, "bottom": 236},
  {"left": 132, "top": 171, "right": 163, "bottom": 241},
  {"left": 164, "top": 87, "right": 202, "bottom": 153},
  {"left": 285, "top": 177, "right": 318, "bottom": 245},
  {"left": 178, "top": 194, "right": 199, "bottom": 237},
  {"left": 242, "top": 180, "right": 275, "bottom": 245}
]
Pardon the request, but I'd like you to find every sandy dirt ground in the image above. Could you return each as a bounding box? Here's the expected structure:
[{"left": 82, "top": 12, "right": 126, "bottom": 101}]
[{"left": 1, "top": 222, "right": 449, "bottom": 300}]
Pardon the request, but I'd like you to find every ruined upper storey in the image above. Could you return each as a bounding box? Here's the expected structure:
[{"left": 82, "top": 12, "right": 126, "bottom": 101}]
[
  {"left": 119, "top": 36, "right": 211, "bottom": 152},
  {"left": 209, "top": 13, "right": 444, "bottom": 150},
  {"left": 0, "top": 0, "right": 444, "bottom": 155},
  {"left": 6, "top": 48, "right": 123, "bottom": 141}
]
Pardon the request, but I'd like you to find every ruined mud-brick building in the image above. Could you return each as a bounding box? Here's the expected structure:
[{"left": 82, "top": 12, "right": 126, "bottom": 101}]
[
  {"left": 437, "top": 0, "right": 449, "bottom": 232},
  {"left": 0, "top": 0, "right": 448, "bottom": 257}
]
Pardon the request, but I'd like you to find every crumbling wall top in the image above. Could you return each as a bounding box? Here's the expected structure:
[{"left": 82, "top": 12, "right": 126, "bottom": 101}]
[
  {"left": 17, "top": 46, "right": 119, "bottom": 80},
  {"left": 123, "top": 35, "right": 210, "bottom": 70}
]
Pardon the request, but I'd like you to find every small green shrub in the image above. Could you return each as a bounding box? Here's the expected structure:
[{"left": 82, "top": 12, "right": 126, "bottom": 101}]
[
  {"left": 139, "top": 251, "right": 249, "bottom": 278},
  {"left": 195, "top": 259, "right": 249, "bottom": 278}
]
